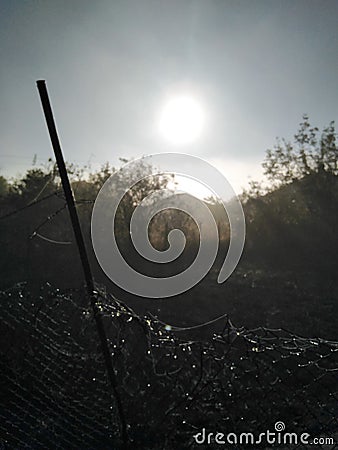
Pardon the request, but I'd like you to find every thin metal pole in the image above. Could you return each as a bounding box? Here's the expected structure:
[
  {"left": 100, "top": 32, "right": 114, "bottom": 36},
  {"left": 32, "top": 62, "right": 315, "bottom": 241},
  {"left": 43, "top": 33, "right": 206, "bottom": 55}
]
[{"left": 36, "top": 80, "right": 128, "bottom": 448}]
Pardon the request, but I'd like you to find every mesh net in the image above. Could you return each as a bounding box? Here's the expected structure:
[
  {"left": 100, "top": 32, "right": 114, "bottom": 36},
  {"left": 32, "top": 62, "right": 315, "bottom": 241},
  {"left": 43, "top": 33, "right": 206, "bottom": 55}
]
[{"left": 1, "top": 283, "right": 337, "bottom": 449}]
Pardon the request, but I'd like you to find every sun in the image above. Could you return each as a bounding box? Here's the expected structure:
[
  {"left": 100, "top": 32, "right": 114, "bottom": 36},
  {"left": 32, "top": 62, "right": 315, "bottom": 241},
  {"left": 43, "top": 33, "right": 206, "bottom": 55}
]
[{"left": 159, "top": 95, "right": 205, "bottom": 145}]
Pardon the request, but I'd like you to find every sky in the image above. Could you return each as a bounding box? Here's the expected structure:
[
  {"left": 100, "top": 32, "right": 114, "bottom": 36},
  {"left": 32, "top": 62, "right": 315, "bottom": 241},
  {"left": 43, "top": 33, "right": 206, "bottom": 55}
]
[{"left": 1, "top": 0, "right": 337, "bottom": 194}]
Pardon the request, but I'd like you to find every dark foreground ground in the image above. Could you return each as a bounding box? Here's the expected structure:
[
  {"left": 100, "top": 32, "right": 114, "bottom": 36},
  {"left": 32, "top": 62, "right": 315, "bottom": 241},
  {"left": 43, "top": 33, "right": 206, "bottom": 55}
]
[
  {"left": 107, "top": 265, "right": 338, "bottom": 342},
  {"left": 1, "top": 266, "right": 337, "bottom": 449}
]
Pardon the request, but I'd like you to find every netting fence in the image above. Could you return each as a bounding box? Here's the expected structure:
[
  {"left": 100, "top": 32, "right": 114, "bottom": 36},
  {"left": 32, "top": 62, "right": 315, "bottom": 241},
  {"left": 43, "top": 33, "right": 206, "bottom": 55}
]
[{"left": 0, "top": 282, "right": 337, "bottom": 449}]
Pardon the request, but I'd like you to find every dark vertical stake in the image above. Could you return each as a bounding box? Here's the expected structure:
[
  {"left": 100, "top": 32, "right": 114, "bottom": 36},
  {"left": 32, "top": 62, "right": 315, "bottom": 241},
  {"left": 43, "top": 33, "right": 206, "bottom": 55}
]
[{"left": 36, "top": 80, "right": 128, "bottom": 448}]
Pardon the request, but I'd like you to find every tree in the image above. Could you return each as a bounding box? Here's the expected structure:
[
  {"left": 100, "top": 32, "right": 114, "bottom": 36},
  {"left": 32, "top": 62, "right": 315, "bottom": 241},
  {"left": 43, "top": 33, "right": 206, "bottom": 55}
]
[
  {"left": 262, "top": 115, "right": 337, "bottom": 189},
  {"left": 0, "top": 159, "right": 172, "bottom": 287},
  {"left": 242, "top": 116, "right": 338, "bottom": 274}
]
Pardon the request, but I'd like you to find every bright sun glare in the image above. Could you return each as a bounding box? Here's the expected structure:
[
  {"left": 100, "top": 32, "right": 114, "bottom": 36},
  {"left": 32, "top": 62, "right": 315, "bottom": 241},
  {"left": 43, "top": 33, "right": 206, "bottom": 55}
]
[{"left": 159, "top": 96, "right": 205, "bottom": 145}]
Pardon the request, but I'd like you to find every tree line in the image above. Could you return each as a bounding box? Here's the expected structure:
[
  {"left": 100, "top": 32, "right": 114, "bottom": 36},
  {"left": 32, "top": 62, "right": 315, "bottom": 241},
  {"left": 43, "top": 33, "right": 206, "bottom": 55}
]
[{"left": 0, "top": 116, "right": 337, "bottom": 289}]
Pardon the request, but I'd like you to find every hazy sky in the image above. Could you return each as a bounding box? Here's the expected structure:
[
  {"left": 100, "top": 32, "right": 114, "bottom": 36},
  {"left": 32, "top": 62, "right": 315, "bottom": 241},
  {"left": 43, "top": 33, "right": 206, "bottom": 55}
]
[{"left": 1, "top": 0, "right": 337, "bottom": 193}]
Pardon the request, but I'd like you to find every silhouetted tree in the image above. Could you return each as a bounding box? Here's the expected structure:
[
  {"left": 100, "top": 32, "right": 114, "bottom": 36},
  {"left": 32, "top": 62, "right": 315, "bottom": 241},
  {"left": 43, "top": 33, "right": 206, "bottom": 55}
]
[{"left": 262, "top": 115, "right": 337, "bottom": 188}]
